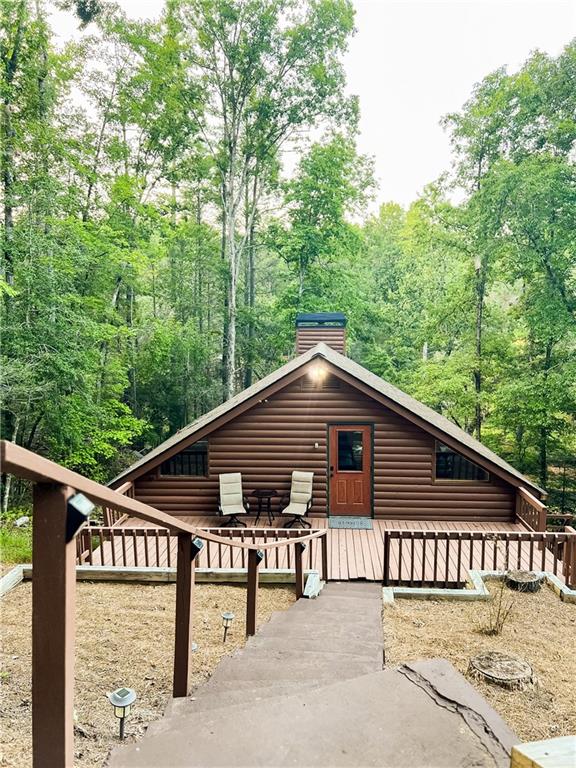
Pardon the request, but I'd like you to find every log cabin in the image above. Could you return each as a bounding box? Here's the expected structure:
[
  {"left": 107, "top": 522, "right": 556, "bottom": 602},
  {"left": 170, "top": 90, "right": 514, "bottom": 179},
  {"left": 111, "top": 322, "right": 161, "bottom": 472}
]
[{"left": 110, "top": 312, "right": 545, "bottom": 525}]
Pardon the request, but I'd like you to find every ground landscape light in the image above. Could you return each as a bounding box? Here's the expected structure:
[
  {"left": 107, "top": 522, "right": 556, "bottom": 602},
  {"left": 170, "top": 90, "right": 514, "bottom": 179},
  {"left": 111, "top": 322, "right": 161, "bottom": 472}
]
[
  {"left": 107, "top": 687, "right": 137, "bottom": 740},
  {"left": 221, "top": 611, "right": 235, "bottom": 643}
]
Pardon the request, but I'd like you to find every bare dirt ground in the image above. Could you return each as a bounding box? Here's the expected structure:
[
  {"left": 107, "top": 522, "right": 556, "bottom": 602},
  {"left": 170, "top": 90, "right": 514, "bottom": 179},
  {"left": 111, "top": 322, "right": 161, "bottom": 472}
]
[
  {"left": 384, "top": 581, "right": 576, "bottom": 743},
  {"left": 0, "top": 580, "right": 295, "bottom": 767}
]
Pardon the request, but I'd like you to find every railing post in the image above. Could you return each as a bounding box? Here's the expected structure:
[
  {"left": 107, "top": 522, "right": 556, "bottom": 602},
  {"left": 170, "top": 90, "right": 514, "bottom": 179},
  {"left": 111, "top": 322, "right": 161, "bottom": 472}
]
[
  {"left": 321, "top": 533, "right": 329, "bottom": 582},
  {"left": 383, "top": 531, "right": 390, "bottom": 585},
  {"left": 246, "top": 549, "right": 262, "bottom": 637},
  {"left": 538, "top": 505, "right": 547, "bottom": 532},
  {"left": 173, "top": 534, "right": 203, "bottom": 698},
  {"left": 295, "top": 542, "right": 306, "bottom": 599},
  {"left": 32, "top": 483, "right": 75, "bottom": 768},
  {"left": 564, "top": 527, "right": 576, "bottom": 588}
]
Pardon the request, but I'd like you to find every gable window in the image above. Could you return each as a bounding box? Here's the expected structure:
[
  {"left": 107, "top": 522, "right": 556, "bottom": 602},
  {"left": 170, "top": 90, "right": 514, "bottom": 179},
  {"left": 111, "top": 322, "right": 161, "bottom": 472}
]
[
  {"left": 435, "top": 442, "right": 489, "bottom": 481},
  {"left": 160, "top": 441, "right": 208, "bottom": 477}
]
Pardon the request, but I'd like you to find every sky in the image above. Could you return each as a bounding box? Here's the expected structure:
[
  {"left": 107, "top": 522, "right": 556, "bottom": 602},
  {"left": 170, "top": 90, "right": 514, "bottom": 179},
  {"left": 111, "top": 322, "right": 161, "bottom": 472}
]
[{"left": 52, "top": 0, "right": 576, "bottom": 209}]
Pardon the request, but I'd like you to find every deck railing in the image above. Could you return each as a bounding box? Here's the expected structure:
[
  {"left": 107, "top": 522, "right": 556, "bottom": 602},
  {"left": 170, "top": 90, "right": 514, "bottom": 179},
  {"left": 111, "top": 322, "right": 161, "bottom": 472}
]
[
  {"left": 515, "top": 486, "right": 547, "bottom": 531},
  {"left": 383, "top": 529, "right": 576, "bottom": 588},
  {"left": 77, "top": 525, "right": 328, "bottom": 575},
  {"left": 0, "top": 440, "right": 327, "bottom": 768},
  {"left": 102, "top": 480, "right": 133, "bottom": 526}
]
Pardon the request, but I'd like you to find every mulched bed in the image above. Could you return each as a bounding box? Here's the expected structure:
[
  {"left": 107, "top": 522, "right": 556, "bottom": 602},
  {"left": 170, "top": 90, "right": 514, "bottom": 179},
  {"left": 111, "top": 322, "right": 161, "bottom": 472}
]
[
  {"left": 384, "top": 581, "right": 576, "bottom": 743},
  {"left": 0, "top": 581, "right": 295, "bottom": 767}
]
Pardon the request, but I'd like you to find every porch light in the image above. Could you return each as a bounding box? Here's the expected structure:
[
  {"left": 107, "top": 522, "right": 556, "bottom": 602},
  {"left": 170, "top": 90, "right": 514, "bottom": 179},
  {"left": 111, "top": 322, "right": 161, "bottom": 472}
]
[
  {"left": 221, "top": 611, "right": 235, "bottom": 643},
  {"left": 107, "top": 687, "right": 137, "bottom": 740},
  {"left": 308, "top": 362, "right": 327, "bottom": 384}
]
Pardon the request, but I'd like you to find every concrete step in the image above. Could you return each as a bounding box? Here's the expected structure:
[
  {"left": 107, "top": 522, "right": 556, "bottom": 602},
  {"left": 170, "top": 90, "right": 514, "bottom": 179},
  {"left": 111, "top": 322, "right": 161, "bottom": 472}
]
[
  {"left": 257, "top": 614, "right": 382, "bottom": 640},
  {"left": 322, "top": 582, "right": 382, "bottom": 598},
  {"left": 110, "top": 663, "right": 516, "bottom": 767},
  {"left": 245, "top": 633, "right": 383, "bottom": 659},
  {"left": 205, "top": 652, "right": 377, "bottom": 683},
  {"left": 164, "top": 678, "right": 328, "bottom": 719}
]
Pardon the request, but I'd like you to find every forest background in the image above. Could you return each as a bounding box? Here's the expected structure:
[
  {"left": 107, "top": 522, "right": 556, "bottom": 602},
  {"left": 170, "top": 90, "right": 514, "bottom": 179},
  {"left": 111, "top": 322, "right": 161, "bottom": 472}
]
[{"left": 1, "top": 0, "right": 575, "bottom": 515}]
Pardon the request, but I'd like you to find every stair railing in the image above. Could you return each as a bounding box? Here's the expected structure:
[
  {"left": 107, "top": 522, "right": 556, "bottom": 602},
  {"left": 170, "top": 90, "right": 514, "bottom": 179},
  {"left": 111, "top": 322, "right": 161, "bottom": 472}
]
[
  {"left": 0, "top": 440, "right": 328, "bottom": 768},
  {"left": 515, "top": 486, "right": 547, "bottom": 531}
]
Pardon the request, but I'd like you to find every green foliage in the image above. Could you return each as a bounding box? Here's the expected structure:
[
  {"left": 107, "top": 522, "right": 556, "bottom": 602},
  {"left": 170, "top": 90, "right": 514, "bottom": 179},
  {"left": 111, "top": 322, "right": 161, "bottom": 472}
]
[{"left": 0, "top": 510, "right": 32, "bottom": 565}]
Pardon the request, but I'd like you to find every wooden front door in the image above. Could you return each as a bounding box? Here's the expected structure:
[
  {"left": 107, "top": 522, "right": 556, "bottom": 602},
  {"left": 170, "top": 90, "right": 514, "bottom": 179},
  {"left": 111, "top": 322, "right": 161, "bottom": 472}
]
[{"left": 328, "top": 425, "right": 373, "bottom": 516}]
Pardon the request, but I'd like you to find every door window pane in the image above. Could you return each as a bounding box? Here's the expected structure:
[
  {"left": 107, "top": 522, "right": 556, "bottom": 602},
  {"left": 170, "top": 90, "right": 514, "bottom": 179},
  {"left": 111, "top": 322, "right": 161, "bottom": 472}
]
[{"left": 338, "top": 431, "right": 363, "bottom": 471}]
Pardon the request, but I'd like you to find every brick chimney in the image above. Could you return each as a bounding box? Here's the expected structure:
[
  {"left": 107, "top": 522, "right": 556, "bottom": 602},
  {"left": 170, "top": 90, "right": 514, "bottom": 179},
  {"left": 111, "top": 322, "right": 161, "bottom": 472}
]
[{"left": 295, "top": 312, "right": 347, "bottom": 355}]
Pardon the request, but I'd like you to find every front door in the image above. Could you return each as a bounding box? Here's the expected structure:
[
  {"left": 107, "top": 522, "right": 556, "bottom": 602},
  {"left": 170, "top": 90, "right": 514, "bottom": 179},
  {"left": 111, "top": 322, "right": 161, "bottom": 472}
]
[{"left": 328, "top": 425, "right": 373, "bottom": 516}]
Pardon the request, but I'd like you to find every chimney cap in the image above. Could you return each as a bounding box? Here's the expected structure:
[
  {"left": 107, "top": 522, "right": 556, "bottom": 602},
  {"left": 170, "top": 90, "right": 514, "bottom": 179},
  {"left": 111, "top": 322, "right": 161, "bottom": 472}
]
[{"left": 295, "top": 312, "right": 346, "bottom": 328}]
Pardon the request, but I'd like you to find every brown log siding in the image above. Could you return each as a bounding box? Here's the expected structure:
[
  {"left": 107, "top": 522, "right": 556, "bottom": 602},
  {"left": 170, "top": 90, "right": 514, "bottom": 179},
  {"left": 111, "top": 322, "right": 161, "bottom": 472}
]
[
  {"left": 296, "top": 327, "right": 346, "bottom": 354},
  {"left": 134, "top": 375, "right": 515, "bottom": 522}
]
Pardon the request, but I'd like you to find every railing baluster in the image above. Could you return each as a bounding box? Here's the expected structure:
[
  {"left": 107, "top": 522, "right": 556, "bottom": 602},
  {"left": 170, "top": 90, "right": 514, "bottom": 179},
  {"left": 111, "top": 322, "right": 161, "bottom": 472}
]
[
  {"left": 481, "top": 535, "right": 486, "bottom": 570},
  {"left": 110, "top": 529, "right": 116, "bottom": 566},
  {"left": 409, "top": 535, "right": 415, "bottom": 587},
  {"left": 87, "top": 528, "right": 94, "bottom": 565},
  {"left": 295, "top": 542, "right": 305, "bottom": 599},
  {"left": 456, "top": 533, "right": 462, "bottom": 585},
  {"left": 322, "top": 533, "right": 329, "bottom": 582},
  {"left": 421, "top": 534, "right": 427, "bottom": 586},
  {"left": 444, "top": 537, "right": 450, "bottom": 586},
  {"left": 144, "top": 529, "right": 150, "bottom": 567},
  {"left": 528, "top": 536, "right": 534, "bottom": 570},
  {"left": 246, "top": 549, "right": 261, "bottom": 636},
  {"left": 541, "top": 534, "right": 547, "bottom": 571},
  {"left": 553, "top": 535, "right": 559, "bottom": 575},
  {"left": 133, "top": 531, "right": 138, "bottom": 567},
  {"left": 433, "top": 533, "right": 438, "bottom": 588}
]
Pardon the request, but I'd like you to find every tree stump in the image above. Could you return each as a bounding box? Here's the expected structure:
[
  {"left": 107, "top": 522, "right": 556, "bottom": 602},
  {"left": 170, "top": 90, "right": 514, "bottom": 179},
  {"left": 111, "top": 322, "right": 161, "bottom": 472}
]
[
  {"left": 506, "top": 570, "right": 543, "bottom": 593},
  {"left": 469, "top": 651, "right": 533, "bottom": 689}
]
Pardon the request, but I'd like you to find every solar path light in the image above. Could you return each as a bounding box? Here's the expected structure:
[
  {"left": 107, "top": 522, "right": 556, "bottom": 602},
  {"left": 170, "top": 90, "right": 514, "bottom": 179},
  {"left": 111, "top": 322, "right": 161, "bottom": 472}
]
[
  {"left": 221, "top": 611, "right": 235, "bottom": 643},
  {"left": 107, "top": 687, "right": 137, "bottom": 740},
  {"left": 66, "top": 492, "right": 94, "bottom": 542}
]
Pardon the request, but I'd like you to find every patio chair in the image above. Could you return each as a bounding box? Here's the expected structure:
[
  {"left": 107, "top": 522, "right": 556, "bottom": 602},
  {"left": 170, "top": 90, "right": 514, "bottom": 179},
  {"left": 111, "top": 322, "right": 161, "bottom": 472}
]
[
  {"left": 218, "top": 473, "right": 249, "bottom": 527},
  {"left": 281, "top": 471, "right": 314, "bottom": 528}
]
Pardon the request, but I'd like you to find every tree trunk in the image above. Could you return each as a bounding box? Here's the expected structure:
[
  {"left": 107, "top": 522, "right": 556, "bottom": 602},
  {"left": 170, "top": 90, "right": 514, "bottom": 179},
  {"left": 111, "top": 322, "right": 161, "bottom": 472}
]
[
  {"left": 538, "top": 340, "right": 553, "bottom": 489},
  {"left": 473, "top": 255, "right": 486, "bottom": 439},
  {"left": 243, "top": 175, "right": 257, "bottom": 389}
]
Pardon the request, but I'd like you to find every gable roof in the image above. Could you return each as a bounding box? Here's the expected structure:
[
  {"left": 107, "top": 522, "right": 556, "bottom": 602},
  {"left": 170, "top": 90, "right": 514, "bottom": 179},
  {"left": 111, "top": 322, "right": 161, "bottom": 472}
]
[{"left": 110, "top": 343, "right": 543, "bottom": 496}]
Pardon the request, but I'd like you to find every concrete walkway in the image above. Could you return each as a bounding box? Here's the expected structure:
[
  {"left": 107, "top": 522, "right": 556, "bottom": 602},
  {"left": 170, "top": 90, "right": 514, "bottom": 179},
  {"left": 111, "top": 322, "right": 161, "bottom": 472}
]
[{"left": 110, "top": 583, "right": 516, "bottom": 767}]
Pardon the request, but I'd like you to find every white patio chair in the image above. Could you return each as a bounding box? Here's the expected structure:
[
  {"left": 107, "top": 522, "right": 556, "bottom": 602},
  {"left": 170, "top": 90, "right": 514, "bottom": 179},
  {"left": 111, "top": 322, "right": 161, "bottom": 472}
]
[
  {"left": 218, "top": 473, "right": 249, "bottom": 527},
  {"left": 281, "top": 471, "right": 314, "bottom": 528}
]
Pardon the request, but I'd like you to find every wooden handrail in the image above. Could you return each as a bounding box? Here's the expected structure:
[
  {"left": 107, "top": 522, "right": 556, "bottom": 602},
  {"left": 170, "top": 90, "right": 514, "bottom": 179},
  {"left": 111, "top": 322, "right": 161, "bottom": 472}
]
[
  {"left": 518, "top": 486, "right": 546, "bottom": 511},
  {"left": 1, "top": 441, "right": 326, "bottom": 551},
  {"left": 114, "top": 480, "right": 133, "bottom": 495}
]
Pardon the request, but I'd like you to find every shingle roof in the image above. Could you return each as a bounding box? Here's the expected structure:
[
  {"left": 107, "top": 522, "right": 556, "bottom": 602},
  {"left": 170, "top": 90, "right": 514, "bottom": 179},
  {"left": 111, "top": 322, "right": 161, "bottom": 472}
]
[{"left": 110, "top": 343, "right": 543, "bottom": 495}]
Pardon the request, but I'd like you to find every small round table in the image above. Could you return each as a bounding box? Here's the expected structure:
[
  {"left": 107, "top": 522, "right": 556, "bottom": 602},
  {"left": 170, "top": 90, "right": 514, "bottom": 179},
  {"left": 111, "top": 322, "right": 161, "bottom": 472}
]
[{"left": 251, "top": 489, "right": 278, "bottom": 526}]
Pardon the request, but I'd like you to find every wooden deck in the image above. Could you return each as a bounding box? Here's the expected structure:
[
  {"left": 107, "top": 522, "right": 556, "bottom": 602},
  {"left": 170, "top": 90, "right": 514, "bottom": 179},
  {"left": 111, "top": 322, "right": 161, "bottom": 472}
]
[{"left": 84, "top": 516, "right": 567, "bottom": 585}]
